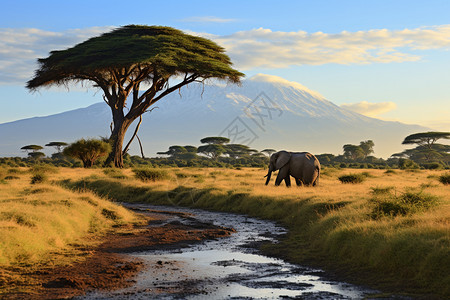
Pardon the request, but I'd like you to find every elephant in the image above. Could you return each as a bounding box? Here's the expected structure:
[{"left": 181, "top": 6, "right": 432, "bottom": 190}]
[{"left": 264, "top": 151, "right": 320, "bottom": 187}]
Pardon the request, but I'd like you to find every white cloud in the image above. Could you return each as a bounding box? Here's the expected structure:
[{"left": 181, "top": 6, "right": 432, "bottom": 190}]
[
  {"left": 211, "top": 25, "right": 450, "bottom": 69},
  {"left": 180, "top": 16, "right": 236, "bottom": 23},
  {"left": 340, "top": 101, "right": 397, "bottom": 117},
  {"left": 2, "top": 24, "right": 450, "bottom": 84},
  {"left": 0, "top": 26, "right": 113, "bottom": 85}
]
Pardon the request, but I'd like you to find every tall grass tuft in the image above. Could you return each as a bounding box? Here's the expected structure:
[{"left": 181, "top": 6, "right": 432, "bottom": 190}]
[
  {"left": 133, "top": 168, "right": 170, "bottom": 182},
  {"left": 338, "top": 173, "right": 365, "bottom": 184},
  {"left": 30, "top": 173, "right": 47, "bottom": 184},
  {"left": 438, "top": 173, "right": 450, "bottom": 185},
  {"left": 370, "top": 190, "right": 438, "bottom": 219}
]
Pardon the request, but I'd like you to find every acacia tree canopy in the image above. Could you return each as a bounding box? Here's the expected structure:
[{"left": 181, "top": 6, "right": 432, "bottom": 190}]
[
  {"left": 402, "top": 132, "right": 450, "bottom": 149},
  {"left": 200, "top": 137, "right": 231, "bottom": 145},
  {"left": 21, "top": 145, "right": 43, "bottom": 152},
  {"left": 27, "top": 25, "right": 244, "bottom": 168}
]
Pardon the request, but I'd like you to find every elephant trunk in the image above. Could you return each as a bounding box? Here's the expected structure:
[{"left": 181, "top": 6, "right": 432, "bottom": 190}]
[{"left": 264, "top": 168, "right": 272, "bottom": 185}]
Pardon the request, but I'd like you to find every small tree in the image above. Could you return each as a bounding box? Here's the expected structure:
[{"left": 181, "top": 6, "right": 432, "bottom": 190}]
[
  {"left": 400, "top": 131, "right": 450, "bottom": 163},
  {"left": 359, "top": 140, "right": 375, "bottom": 158},
  {"left": 200, "top": 137, "right": 230, "bottom": 145},
  {"left": 402, "top": 132, "right": 450, "bottom": 149},
  {"left": 343, "top": 144, "right": 364, "bottom": 160},
  {"left": 28, "top": 152, "right": 45, "bottom": 160},
  {"left": 21, "top": 145, "right": 43, "bottom": 153},
  {"left": 261, "top": 149, "right": 276, "bottom": 157},
  {"left": 225, "top": 144, "right": 256, "bottom": 159},
  {"left": 63, "top": 139, "right": 111, "bottom": 168},
  {"left": 45, "top": 142, "right": 68, "bottom": 153},
  {"left": 197, "top": 144, "right": 226, "bottom": 160}
]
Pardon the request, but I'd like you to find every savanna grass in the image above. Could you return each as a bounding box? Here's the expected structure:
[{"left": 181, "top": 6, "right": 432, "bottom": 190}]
[
  {"left": 0, "top": 170, "right": 138, "bottom": 290},
  {"left": 133, "top": 168, "right": 170, "bottom": 182},
  {"left": 13, "top": 167, "right": 450, "bottom": 297}
]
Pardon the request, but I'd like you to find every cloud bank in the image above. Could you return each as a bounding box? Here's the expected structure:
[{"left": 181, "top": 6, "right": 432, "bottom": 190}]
[
  {"left": 0, "top": 26, "right": 113, "bottom": 85},
  {"left": 340, "top": 101, "right": 397, "bottom": 117},
  {"left": 1, "top": 25, "right": 450, "bottom": 84},
  {"left": 213, "top": 25, "right": 450, "bottom": 69}
]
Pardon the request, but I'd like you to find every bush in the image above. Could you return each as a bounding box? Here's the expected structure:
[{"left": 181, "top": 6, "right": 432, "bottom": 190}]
[
  {"left": 399, "top": 158, "right": 419, "bottom": 170},
  {"left": 438, "top": 173, "right": 450, "bottom": 185},
  {"left": 370, "top": 186, "right": 394, "bottom": 195},
  {"left": 103, "top": 168, "right": 127, "bottom": 179},
  {"left": 133, "top": 168, "right": 170, "bottom": 182},
  {"left": 63, "top": 138, "right": 111, "bottom": 168},
  {"left": 338, "top": 173, "right": 365, "bottom": 184},
  {"left": 422, "top": 162, "right": 444, "bottom": 170},
  {"left": 370, "top": 190, "right": 438, "bottom": 219},
  {"left": 31, "top": 173, "right": 47, "bottom": 184},
  {"left": 384, "top": 169, "right": 397, "bottom": 175}
]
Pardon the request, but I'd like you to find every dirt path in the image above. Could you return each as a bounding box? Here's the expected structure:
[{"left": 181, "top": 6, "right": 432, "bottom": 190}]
[{"left": 2, "top": 209, "right": 235, "bottom": 300}]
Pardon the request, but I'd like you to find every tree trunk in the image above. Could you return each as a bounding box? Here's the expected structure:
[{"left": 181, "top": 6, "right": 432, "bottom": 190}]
[{"left": 106, "top": 113, "right": 133, "bottom": 168}]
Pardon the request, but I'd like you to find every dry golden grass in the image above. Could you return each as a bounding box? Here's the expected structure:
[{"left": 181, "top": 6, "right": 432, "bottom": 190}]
[
  {"left": 0, "top": 167, "right": 137, "bottom": 268},
  {"left": 2, "top": 166, "right": 449, "bottom": 297}
]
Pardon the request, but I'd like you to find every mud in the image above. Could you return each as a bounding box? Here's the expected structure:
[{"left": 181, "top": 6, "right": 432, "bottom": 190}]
[
  {"left": 2, "top": 208, "right": 235, "bottom": 300},
  {"left": 78, "top": 205, "right": 376, "bottom": 299}
]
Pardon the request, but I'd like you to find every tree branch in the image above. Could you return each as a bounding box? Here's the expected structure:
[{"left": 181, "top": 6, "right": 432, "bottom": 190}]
[{"left": 123, "top": 115, "right": 143, "bottom": 155}]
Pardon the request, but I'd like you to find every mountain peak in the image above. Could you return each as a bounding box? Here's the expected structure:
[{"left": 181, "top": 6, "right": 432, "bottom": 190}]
[{"left": 247, "top": 73, "right": 325, "bottom": 99}]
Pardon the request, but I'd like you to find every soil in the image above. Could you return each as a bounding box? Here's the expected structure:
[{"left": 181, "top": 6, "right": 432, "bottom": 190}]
[{"left": 1, "top": 209, "right": 235, "bottom": 300}]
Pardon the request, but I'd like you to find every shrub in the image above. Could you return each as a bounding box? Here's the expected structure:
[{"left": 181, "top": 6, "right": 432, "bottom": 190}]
[
  {"left": 31, "top": 173, "right": 47, "bottom": 184},
  {"left": 63, "top": 138, "right": 111, "bottom": 168},
  {"left": 384, "top": 169, "right": 397, "bottom": 175},
  {"left": 133, "top": 168, "right": 170, "bottom": 182},
  {"left": 398, "top": 158, "right": 419, "bottom": 170},
  {"left": 422, "top": 162, "right": 443, "bottom": 170},
  {"left": 30, "top": 165, "right": 59, "bottom": 174},
  {"left": 370, "top": 190, "right": 438, "bottom": 219},
  {"left": 370, "top": 186, "right": 394, "bottom": 195},
  {"left": 103, "top": 168, "right": 127, "bottom": 179},
  {"left": 439, "top": 173, "right": 450, "bottom": 185},
  {"left": 338, "top": 173, "right": 365, "bottom": 184}
]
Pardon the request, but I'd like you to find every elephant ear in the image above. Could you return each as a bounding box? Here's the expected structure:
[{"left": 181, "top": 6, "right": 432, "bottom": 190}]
[{"left": 275, "top": 151, "right": 291, "bottom": 170}]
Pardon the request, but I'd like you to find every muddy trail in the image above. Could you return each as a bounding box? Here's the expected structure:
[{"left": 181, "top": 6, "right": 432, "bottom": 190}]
[{"left": 76, "top": 204, "right": 376, "bottom": 299}]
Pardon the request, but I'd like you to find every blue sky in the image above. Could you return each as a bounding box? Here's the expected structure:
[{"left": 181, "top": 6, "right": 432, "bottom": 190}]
[{"left": 1, "top": 0, "right": 449, "bottom": 130}]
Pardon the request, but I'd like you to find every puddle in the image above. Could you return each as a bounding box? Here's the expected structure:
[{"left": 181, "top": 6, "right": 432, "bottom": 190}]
[{"left": 78, "top": 205, "right": 376, "bottom": 299}]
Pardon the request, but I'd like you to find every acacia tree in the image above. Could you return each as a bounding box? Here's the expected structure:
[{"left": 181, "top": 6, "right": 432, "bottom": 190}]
[
  {"left": 402, "top": 132, "right": 450, "bottom": 150},
  {"left": 261, "top": 149, "right": 276, "bottom": 157},
  {"left": 359, "top": 140, "right": 374, "bottom": 158},
  {"left": 27, "top": 25, "right": 243, "bottom": 168},
  {"left": 399, "top": 131, "right": 450, "bottom": 162}
]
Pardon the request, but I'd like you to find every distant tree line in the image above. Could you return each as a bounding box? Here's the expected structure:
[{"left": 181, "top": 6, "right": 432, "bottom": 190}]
[{"left": 1, "top": 131, "right": 448, "bottom": 169}]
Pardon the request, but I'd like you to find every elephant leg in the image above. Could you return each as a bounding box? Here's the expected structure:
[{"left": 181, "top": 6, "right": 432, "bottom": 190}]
[
  {"left": 295, "top": 178, "right": 302, "bottom": 186},
  {"left": 275, "top": 167, "right": 290, "bottom": 186},
  {"left": 284, "top": 176, "right": 291, "bottom": 187}
]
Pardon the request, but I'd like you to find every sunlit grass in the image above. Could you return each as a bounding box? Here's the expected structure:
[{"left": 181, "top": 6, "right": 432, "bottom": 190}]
[
  {"left": 2, "top": 165, "right": 449, "bottom": 297},
  {"left": 0, "top": 167, "right": 138, "bottom": 270},
  {"left": 59, "top": 166, "right": 449, "bottom": 297}
]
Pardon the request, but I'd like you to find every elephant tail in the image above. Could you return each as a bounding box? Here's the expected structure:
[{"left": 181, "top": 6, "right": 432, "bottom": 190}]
[{"left": 312, "top": 166, "right": 320, "bottom": 186}]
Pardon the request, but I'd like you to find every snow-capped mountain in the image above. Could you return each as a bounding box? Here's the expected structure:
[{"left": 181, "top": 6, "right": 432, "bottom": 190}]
[{"left": 0, "top": 74, "right": 426, "bottom": 158}]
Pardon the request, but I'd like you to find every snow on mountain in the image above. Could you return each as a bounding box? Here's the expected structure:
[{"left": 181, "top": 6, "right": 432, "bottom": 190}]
[{"left": 0, "top": 74, "right": 426, "bottom": 158}]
